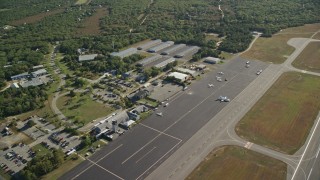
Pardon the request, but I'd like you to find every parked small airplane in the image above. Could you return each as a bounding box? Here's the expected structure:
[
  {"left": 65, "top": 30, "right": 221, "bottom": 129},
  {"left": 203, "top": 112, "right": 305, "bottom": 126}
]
[
  {"left": 218, "top": 96, "right": 230, "bottom": 102},
  {"left": 208, "top": 84, "right": 214, "bottom": 88},
  {"left": 156, "top": 112, "right": 163, "bottom": 116}
]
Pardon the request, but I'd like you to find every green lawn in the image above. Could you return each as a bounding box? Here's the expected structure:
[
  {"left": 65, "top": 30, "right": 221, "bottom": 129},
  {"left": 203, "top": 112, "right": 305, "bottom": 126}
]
[
  {"left": 241, "top": 24, "right": 320, "bottom": 63},
  {"left": 57, "top": 93, "right": 115, "bottom": 125},
  {"left": 187, "top": 146, "right": 286, "bottom": 180},
  {"left": 32, "top": 144, "right": 52, "bottom": 157},
  {"left": 236, "top": 72, "right": 320, "bottom": 154},
  {"left": 292, "top": 42, "right": 320, "bottom": 73}
]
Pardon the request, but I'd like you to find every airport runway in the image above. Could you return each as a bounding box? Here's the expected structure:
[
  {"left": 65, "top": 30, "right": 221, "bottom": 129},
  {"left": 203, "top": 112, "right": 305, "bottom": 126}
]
[
  {"left": 61, "top": 37, "right": 320, "bottom": 180},
  {"left": 60, "top": 57, "right": 269, "bottom": 180}
]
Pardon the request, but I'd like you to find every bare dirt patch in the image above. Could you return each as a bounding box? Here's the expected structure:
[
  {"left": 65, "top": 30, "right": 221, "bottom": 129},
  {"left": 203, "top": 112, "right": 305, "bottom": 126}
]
[
  {"left": 187, "top": 146, "right": 286, "bottom": 180},
  {"left": 75, "top": 8, "right": 108, "bottom": 36},
  {"left": 292, "top": 42, "right": 320, "bottom": 72},
  {"left": 10, "top": 8, "right": 65, "bottom": 26},
  {"left": 241, "top": 24, "right": 320, "bottom": 64},
  {"left": 236, "top": 72, "right": 320, "bottom": 154}
]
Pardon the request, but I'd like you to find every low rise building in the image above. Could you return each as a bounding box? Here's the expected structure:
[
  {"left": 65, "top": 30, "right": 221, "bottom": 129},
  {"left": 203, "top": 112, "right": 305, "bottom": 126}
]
[
  {"left": 111, "top": 48, "right": 137, "bottom": 59},
  {"left": 31, "top": 69, "right": 47, "bottom": 78},
  {"left": 203, "top": 57, "right": 221, "bottom": 64},
  {"left": 11, "top": 72, "right": 30, "bottom": 81},
  {"left": 78, "top": 54, "right": 98, "bottom": 62},
  {"left": 168, "top": 72, "right": 189, "bottom": 82}
]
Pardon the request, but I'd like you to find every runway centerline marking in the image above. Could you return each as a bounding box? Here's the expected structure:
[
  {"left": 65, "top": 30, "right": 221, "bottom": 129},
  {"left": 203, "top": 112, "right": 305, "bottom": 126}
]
[
  {"left": 291, "top": 114, "right": 320, "bottom": 180},
  {"left": 136, "top": 146, "right": 157, "bottom": 163},
  {"left": 72, "top": 144, "right": 123, "bottom": 180}
]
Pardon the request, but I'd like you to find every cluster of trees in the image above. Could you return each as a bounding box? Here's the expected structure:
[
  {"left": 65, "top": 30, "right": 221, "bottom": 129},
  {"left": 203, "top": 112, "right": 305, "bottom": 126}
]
[
  {"left": 63, "top": 54, "right": 145, "bottom": 77},
  {"left": 192, "top": 47, "right": 221, "bottom": 61},
  {"left": 20, "top": 149, "right": 65, "bottom": 180},
  {"left": 0, "top": 86, "right": 47, "bottom": 118}
]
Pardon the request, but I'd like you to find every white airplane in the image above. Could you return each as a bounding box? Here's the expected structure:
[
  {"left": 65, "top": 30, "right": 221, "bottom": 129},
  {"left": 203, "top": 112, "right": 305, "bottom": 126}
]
[
  {"left": 218, "top": 96, "right": 230, "bottom": 102},
  {"left": 218, "top": 72, "right": 224, "bottom": 75},
  {"left": 217, "top": 78, "right": 222, "bottom": 82},
  {"left": 208, "top": 84, "right": 214, "bottom": 88},
  {"left": 156, "top": 112, "right": 163, "bottom": 116}
]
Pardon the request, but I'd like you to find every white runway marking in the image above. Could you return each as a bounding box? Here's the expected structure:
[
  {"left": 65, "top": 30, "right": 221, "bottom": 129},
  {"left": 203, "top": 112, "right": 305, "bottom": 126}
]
[
  {"left": 140, "top": 123, "right": 182, "bottom": 141},
  {"left": 86, "top": 158, "right": 124, "bottom": 180},
  {"left": 244, "top": 142, "right": 253, "bottom": 149},
  {"left": 291, "top": 115, "right": 320, "bottom": 180},
  {"left": 307, "top": 168, "right": 313, "bottom": 180},
  {"left": 72, "top": 144, "right": 123, "bottom": 180},
  {"left": 136, "top": 147, "right": 157, "bottom": 163}
]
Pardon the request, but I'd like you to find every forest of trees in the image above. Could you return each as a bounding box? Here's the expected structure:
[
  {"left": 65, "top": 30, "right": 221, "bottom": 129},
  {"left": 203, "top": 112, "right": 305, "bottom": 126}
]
[
  {"left": 0, "top": 0, "right": 319, "bottom": 92},
  {"left": 0, "top": 86, "right": 48, "bottom": 118}
]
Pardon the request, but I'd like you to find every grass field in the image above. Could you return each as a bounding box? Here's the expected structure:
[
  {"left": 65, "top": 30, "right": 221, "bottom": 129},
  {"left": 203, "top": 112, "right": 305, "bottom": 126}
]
[
  {"left": 236, "top": 72, "right": 320, "bottom": 154},
  {"left": 76, "top": 8, "right": 107, "bottom": 36},
  {"left": 241, "top": 24, "right": 320, "bottom": 64},
  {"left": 10, "top": 8, "right": 65, "bottom": 26},
  {"left": 187, "top": 146, "right": 286, "bottom": 180},
  {"left": 57, "top": 93, "right": 115, "bottom": 125},
  {"left": 292, "top": 42, "right": 320, "bottom": 72},
  {"left": 32, "top": 144, "right": 51, "bottom": 157}
]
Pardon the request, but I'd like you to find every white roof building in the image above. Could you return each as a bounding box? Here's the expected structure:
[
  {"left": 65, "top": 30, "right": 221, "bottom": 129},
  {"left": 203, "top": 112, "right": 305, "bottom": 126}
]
[
  {"left": 168, "top": 72, "right": 189, "bottom": 82},
  {"left": 111, "top": 48, "right": 137, "bottom": 59},
  {"left": 175, "top": 67, "right": 197, "bottom": 76},
  {"left": 137, "top": 39, "right": 162, "bottom": 50},
  {"left": 78, "top": 54, "right": 98, "bottom": 62},
  {"left": 147, "top": 41, "right": 174, "bottom": 53}
]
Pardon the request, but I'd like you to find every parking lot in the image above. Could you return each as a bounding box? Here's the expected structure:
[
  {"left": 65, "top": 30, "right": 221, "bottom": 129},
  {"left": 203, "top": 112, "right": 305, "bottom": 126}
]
[
  {"left": 149, "top": 82, "right": 183, "bottom": 102},
  {"left": 0, "top": 143, "right": 32, "bottom": 175}
]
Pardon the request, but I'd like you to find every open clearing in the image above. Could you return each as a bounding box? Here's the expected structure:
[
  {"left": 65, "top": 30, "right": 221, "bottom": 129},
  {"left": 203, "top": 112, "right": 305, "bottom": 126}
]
[
  {"left": 292, "top": 42, "right": 320, "bottom": 72},
  {"left": 241, "top": 24, "right": 320, "bottom": 64},
  {"left": 57, "top": 93, "right": 114, "bottom": 125},
  {"left": 187, "top": 146, "right": 286, "bottom": 180},
  {"left": 76, "top": 8, "right": 107, "bottom": 36},
  {"left": 75, "top": 0, "right": 90, "bottom": 5},
  {"left": 10, "top": 8, "right": 65, "bottom": 26},
  {"left": 236, "top": 72, "right": 320, "bottom": 154}
]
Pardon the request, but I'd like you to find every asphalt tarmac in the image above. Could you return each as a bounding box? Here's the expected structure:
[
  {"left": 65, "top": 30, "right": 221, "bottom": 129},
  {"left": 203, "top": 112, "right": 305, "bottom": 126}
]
[{"left": 60, "top": 57, "right": 269, "bottom": 180}]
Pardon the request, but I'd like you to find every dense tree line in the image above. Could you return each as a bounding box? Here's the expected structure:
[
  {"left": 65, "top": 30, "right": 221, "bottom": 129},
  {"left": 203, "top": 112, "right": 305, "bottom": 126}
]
[
  {"left": 0, "top": 86, "right": 48, "bottom": 119},
  {"left": 20, "top": 149, "right": 65, "bottom": 180}
]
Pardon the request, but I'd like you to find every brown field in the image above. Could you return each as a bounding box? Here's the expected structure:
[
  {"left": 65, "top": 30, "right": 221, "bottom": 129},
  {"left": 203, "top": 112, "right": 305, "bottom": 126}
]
[
  {"left": 241, "top": 24, "right": 320, "bottom": 64},
  {"left": 187, "top": 146, "right": 286, "bottom": 180},
  {"left": 292, "top": 42, "right": 320, "bottom": 72},
  {"left": 75, "top": 8, "right": 108, "bottom": 36},
  {"left": 236, "top": 72, "right": 320, "bottom": 154},
  {"left": 10, "top": 8, "right": 65, "bottom": 26}
]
